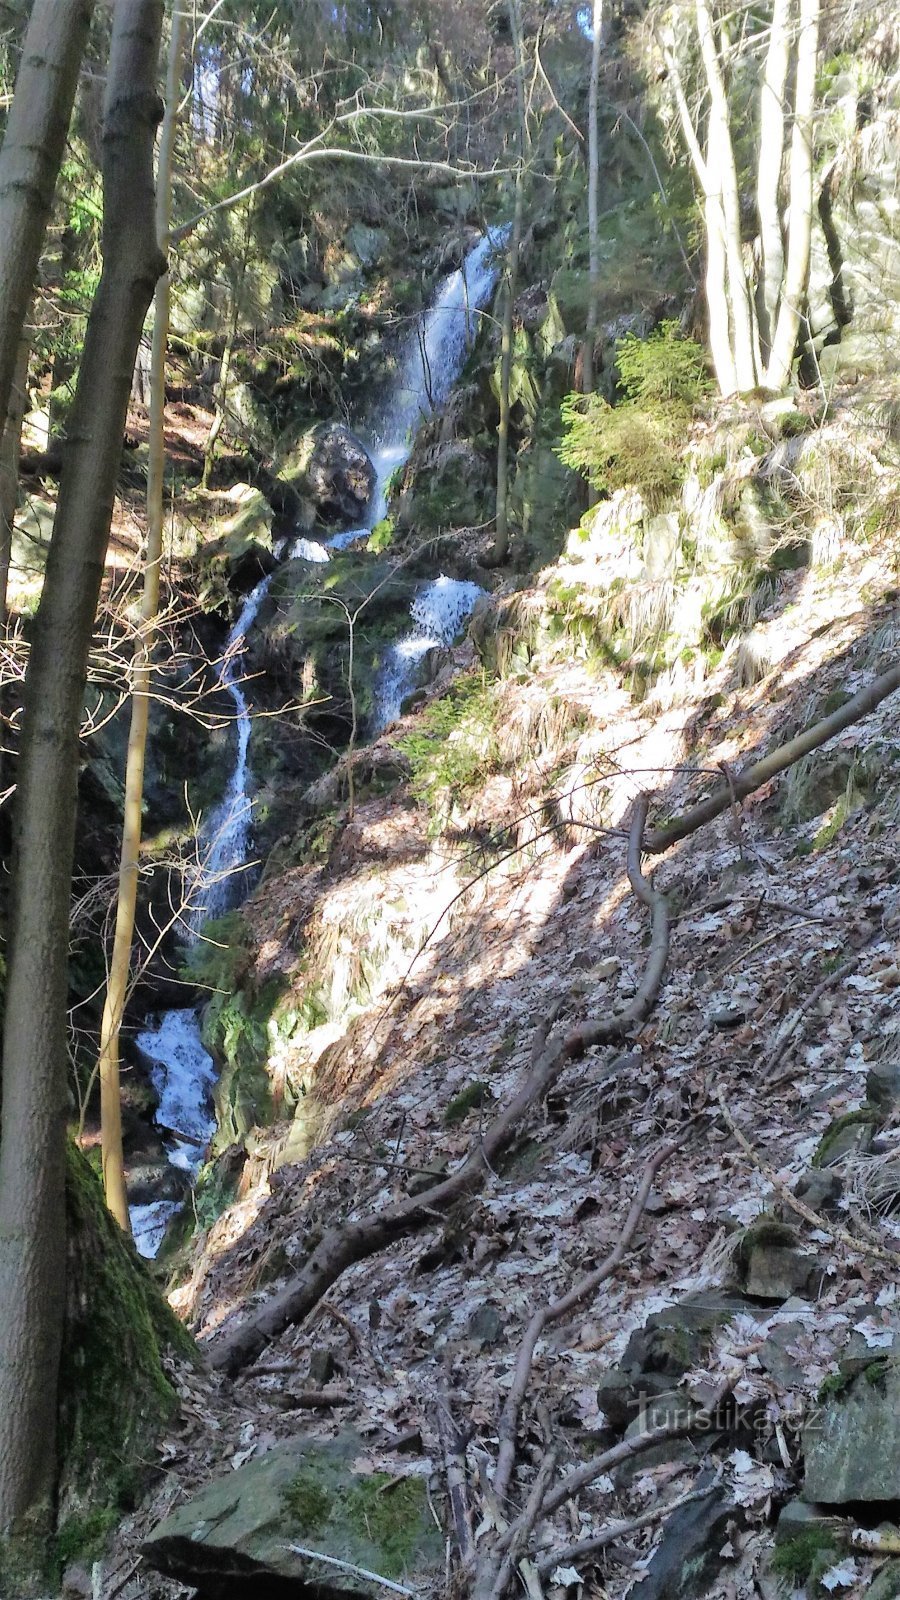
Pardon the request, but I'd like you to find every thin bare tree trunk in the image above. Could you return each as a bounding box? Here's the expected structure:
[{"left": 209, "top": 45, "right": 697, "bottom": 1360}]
[
  {"left": 0, "top": 0, "right": 164, "bottom": 1538},
  {"left": 765, "top": 0, "right": 820, "bottom": 391},
  {"left": 756, "top": 0, "right": 792, "bottom": 358},
  {"left": 0, "top": 338, "right": 29, "bottom": 626},
  {"left": 664, "top": 37, "right": 737, "bottom": 394},
  {"left": 582, "top": 0, "right": 603, "bottom": 397},
  {"left": 490, "top": 0, "right": 527, "bottom": 566},
  {"left": 0, "top": 0, "right": 94, "bottom": 433},
  {"left": 99, "top": 8, "right": 184, "bottom": 1233},
  {"left": 694, "top": 0, "right": 758, "bottom": 391}
]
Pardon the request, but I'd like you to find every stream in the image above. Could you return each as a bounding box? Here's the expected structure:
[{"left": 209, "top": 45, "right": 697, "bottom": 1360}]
[{"left": 129, "top": 229, "right": 505, "bottom": 1256}]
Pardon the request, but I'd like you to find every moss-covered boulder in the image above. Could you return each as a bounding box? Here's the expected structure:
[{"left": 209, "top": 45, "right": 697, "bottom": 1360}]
[
  {"left": 804, "top": 1358, "right": 900, "bottom": 1503},
  {"left": 142, "top": 1434, "right": 442, "bottom": 1597}
]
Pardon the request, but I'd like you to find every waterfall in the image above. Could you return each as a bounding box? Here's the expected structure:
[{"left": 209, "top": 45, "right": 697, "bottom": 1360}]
[{"left": 130, "top": 229, "right": 505, "bottom": 1256}]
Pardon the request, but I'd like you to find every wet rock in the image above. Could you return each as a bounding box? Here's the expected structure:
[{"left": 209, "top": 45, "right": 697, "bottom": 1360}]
[
  {"left": 306, "top": 422, "right": 375, "bottom": 522},
  {"left": 803, "top": 1359, "right": 900, "bottom": 1503},
  {"left": 142, "top": 1433, "right": 442, "bottom": 1598},
  {"left": 627, "top": 1480, "right": 738, "bottom": 1600}
]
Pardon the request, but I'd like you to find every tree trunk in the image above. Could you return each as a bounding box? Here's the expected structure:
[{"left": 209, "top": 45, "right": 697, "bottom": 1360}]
[
  {"left": 0, "top": 0, "right": 164, "bottom": 1541},
  {"left": 765, "top": 0, "right": 821, "bottom": 391},
  {"left": 0, "top": 0, "right": 94, "bottom": 434},
  {"left": 99, "top": 7, "right": 185, "bottom": 1233},
  {"left": 694, "top": 0, "right": 758, "bottom": 391},
  {"left": 756, "top": 0, "right": 792, "bottom": 358},
  {"left": 490, "top": 0, "right": 527, "bottom": 566},
  {"left": 0, "top": 338, "right": 29, "bottom": 627},
  {"left": 582, "top": 0, "right": 604, "bottom": 398}
]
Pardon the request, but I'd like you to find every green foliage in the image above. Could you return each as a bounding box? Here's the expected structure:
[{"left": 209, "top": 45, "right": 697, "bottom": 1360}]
[
  {"left": 369, "top": 516, "right": 394, "bottom": 552},
  {"left": 558, "top": 323, "right": 708, "bottom": 508},
  {"left": 615, "top": 321, "right": 710, "bottom": 407},
  {"left": 399, "top": 674, "right": 499, "bottom": 814}
]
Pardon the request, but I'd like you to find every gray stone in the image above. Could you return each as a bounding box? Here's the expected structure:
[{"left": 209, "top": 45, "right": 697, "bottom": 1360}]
[
  {"left": 599, "top": 1291, "right": 749, "bottom": 1428},
  {"left": 793, "top": 1167, "right": 843, "bottom": 1214},
  {"left": 467, "top": 1303, "right": 504, "bottom": 1348},
  {"left": 627, "top": 1482, "right": 737, "bottom": 1600},
  {"left": 758, "top": 1316, "right": 815, "bottom": 1389},
  {"left": 868, "top": 1057, "right": 900, "bottom": 1113},
  {"left": 744, "top": 1243, "right": 821, "bottom": 1300},
  {"left": 774, "top": 1499, "right": 846, "bottom": 1545},
  {"left": 306, "top": 423, "right": 375, "bottom": 522},
  {"left": 708, "top": 1004, "right": 746, "bottom": 1029},
  {"left": 804, "top": 1360, "right": 900, "bottom": 1502},
  {"left": 813, "top": 1113, "right": 878, "bottom": 1168},
  {"left": 868, "top": 1558, "right": 900, "bottom": 1600},
  {"left": 142, "top": 1433, "right": 443, "bottom": 1598}
]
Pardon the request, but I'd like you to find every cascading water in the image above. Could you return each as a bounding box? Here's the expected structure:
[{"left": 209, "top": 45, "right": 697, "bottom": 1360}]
[
  {"left": 130, "top": 576, "right": 272, "bottom": 1256},
  {"left": 129, "top": 229, "right": 506, "bottom": 1256}
]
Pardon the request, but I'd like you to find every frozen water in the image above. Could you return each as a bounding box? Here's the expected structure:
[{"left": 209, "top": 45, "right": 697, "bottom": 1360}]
[{"left": 375, "top": 574, "right": 485, "bottom": 728}]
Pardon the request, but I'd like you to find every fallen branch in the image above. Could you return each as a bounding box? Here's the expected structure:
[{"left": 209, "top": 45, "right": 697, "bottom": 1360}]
[
  {"left": 646, "top": 662, "right": 900, "bottom": 854},
  {"left": 498, "top": 1366, "right": 742, "bottom": 1551},
  {"left": 285, "top": 1544, "right": 416, "bottom": 1597},
  {"left": 207, "top": 795, "right": 669, "bottom": 1375},
  {"left": 534, "top": 1482, "right": 713, "bottom": 1575}
]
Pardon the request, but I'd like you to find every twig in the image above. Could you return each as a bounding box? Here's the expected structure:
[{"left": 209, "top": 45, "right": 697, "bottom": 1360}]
[
  {"left": 492, "top": 1138, "right": 681, "bottom": 1507},
  {"left": 534, "top": 1483, "right": 712, "bottom": 1575},
  {"left": 285, "top": 1544, "right": 416, "bottom": 1596},
  {"left": 487, "top": 1450, "right": 557, "bottom": 1600},
  {"left": 716, "top": 1086, "right": 898, "bottom": 1265},
  {"left": 435, "top": 1380, "right": 475, "bottom": 1573},
  {"left": 765, "top": 945, "right": 870, "bottom": 1080}
]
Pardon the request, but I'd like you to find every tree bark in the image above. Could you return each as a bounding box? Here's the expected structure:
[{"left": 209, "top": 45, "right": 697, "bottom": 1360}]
[
  {"left": 694, "top": 0, "right": 758, "bottom": 391},
  {"left": 99, "top": 7, "right": 185, "bottom": 1233},
  {"left": 765, "top": 0, "right": 821, "bottom": 391},
  {"left": 582, "top": 0, "right": 603, "bottom": 398},
  {"left": 0, "top": 338, "right": 29, "bottom": 627},
  {"left": 0, "top": 0, "right": 94, "bottom": 436},
  {"left": 0, "top": 0, "right": 164, "bottom": 1538},
  {"left": 756, "top": 0, "right": 792, "bottom": 358},
  {"left": 490, "top": 0, "right": 527, "bottom": 566}
]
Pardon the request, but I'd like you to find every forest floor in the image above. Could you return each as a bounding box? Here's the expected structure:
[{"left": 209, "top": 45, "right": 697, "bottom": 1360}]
[{"left": 102, "top": 521, "right": 900, "bottom": 1600}]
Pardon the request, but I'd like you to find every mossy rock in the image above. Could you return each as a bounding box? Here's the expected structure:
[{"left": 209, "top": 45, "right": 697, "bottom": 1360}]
[
  {"left": 812, "top": 1109, "right": 879, "bottom": 1168},
  {"left": 142, "top": 1433, "right": 443, "bottom": 1595}
]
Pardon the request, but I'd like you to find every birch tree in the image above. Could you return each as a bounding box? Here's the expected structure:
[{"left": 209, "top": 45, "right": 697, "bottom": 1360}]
[
  {"left": 663, "top": 0, "right": 821, "bottom": 395},
  {"left": 0, "top": 0, "right": 164, "bottom": 1537}
]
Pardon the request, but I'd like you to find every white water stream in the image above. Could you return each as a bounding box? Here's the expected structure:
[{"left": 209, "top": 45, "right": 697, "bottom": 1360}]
[{"left": 129, "top": 230, "right": 505, "bottom": 1255}]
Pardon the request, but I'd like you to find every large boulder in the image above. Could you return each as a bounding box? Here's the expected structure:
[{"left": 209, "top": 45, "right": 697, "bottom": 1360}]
[
  {"left": 142, "top": 1433, "right": 442, "bottom": 1598},
  {"left": 306, "top": 423, "right": 375, "bottom": 522},
  {"left": 804, "top": 1352, "right": 900, "bottom": 1503}
]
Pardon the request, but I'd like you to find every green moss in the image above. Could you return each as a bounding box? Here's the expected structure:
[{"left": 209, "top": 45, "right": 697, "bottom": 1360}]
[
  {"left": 444, "top": 1080, "right": 490, "bottom": 1125},
  {"left": 399, "top": 673, "right": 500, "bottom": 819},
  {"left": 343, "top": 1475, "right": 428, "bottom": 1579},
  {"left": 57, "top": 1145, "right": 195, "bottom": 1563},
  {"left": 283, "top": 1469, "right": 334, "bottom": 1535},
  {"left": 771, "top": 1529, "right": 837, "bottom": 1586},
  {"left": 54, "top": 1506, "right": 119, "bottom": 1569},
  {"left": 282, "top": 1468, "right": 429, "bottom": 1581},
  {"left": 812, "top": 1109, "right": 878, "bottom": 1168},
  {"left": 817, "top": 1370, "right": 852, "bottom": 1400}
]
